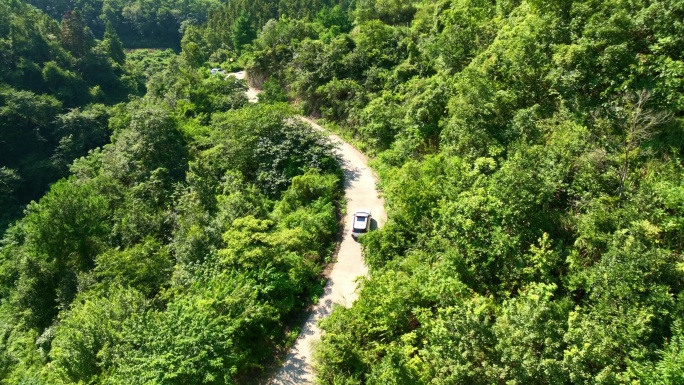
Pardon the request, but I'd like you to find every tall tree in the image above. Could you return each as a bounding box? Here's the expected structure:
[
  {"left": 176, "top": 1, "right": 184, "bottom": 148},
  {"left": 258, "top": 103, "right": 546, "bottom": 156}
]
[
  {"left": 180, "top": 25, "right": 205, "bottom": 68},
  {"left": 231, "top": 10, "right": 256, "bottom": 54},
  {"left": 101, "top": 20, "right": 126, "bottom": 65},
  {"left": 60, "top": 9, "right": 94, "bottom": 58}
]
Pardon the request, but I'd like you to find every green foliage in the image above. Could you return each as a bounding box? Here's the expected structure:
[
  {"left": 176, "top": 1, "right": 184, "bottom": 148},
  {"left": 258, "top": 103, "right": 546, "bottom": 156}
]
[
  {"left": 353, "top": 20, "right": 406, "bottom": 69},
  {"left": 247, "top": 0, "right": 684, "bottom": 383},
  {"left": 0, "top": 81, "right": 341, "bottom": 383},
  {"left": 146, "top": 62, "right": 248, "bottom": 120},
  {"left": 259, "top": 77, "right": 288, "bottom": 104},
  {"left": 493, "top": 283, "right": 570, "bottom": 384},
  {"left": 42, "top": 61, "right": 89, "bottom": 106},
  {"left": 103, "top": 119, "right": 181, "bottom": 187},
  {"left": 0, "top": 1, "right": 138, "bottom": 232},
  {"left": 126, "top": 48, "right": 176, "bottom": 81},
  {"left": 214, "top": 2, "right": 684, "bottom": 381},
  {"left": 0, "top": 168, "right": 21, "bottom": 227},
  {"left": 180, "top": 25, "right": 206, "bottom": 69},
  {"left": 28, "top": 0, "right": 223, "bottom": 49},
  {"left": 101, "top": 21, "right": 125, "bottom": 66},
  {"left": 207, "top": 103, "right": 339, "bottom": 196},
  {"left": 231, "top": 11, "right": 256, "bottom": 54},
  {"left": 317, "top": 78, "right": 365, "bottom": 122},
  {"left": 244, "top": 18, "right": 321, "bottom": 87},
  {"left": 316, "top": 5, "right": 352, "bottom": 34},
  {"left": 59, "top": 10, "right": 95, "bottom": 58},
  {"left": 198, "top": 0, "right": 336, "bottom": 56},
  {"left": 5, "top": 0, "right": 684, "bottom": 383},
  {"left": 106, "top": 274, "right": 278, "bottom": 385},
  {"left": 636, "top": 321, "right": 684, "bottom": 385},
  {"left": 52, "top": 104, "right": 112, "bottom": 173},
  {"left": 11, "top": 177, "right": 111, "bottom": 329},
  {"left": 0, "top": 88, "right": 62, "bottom": 191},
  {"left": 425, "top": 0, "right": 499, "bottom": 74},
  {"left": 47, "top": 286, "right": 148, "bottom": 383},
  {"left": 353, "top": 0, "right": 417, "bottom": 25},
  {"left": 94, "top": 238, "right": 173, "bottom": 297},
  {"left": 316, "top": 266, "right": 434, "bottom": 384}
]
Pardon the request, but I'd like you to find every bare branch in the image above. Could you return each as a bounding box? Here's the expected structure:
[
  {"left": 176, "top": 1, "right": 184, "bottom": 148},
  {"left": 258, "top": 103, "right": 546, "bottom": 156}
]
[{"left": 617, "top": 90, "right": 672, "bottom": 202}]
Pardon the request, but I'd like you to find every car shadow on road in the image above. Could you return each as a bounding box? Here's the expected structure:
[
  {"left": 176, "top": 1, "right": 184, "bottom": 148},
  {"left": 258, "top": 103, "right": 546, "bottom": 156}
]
[{"left": 370, "top": 218, "right": 378, "bottom": 231}]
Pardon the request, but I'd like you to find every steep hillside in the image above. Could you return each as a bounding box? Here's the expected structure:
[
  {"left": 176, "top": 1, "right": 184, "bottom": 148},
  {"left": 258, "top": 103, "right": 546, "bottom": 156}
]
[{"left": 0, "top": 0, "right": 138, "bottom": 230}]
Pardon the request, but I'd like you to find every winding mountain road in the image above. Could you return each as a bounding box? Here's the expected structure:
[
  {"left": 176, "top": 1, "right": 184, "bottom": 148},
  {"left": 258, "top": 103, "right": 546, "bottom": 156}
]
[
  {"left": 228, "top": 71, "right": 385, "bottom": 383},
  {"left": 268, "top": 118, "right": 386, "bottom": 384}
]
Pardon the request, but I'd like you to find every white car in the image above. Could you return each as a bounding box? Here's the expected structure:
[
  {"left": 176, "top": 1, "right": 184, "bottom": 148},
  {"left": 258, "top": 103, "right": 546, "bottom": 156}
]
[{"left": 351, "top": 210, "right": 372, "bottom": 239}]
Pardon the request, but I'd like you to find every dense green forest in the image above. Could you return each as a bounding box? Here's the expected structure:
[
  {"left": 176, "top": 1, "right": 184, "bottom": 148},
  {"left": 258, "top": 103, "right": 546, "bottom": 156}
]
[
  {"left": 0, "top": 0, "right": 139, "bottom": 231},
  {"left": 0, "top": 0, "right": 343, "bottom": 383},
  {"left": 0, "top": 99, "right": 342, "bottom": 383},
  {"left": 23, "top": 0, "right": 221, "bottom": 49},
  {"left": 24, "top": 0, "right": 343, "bottom": 50},
  {"left": 224, "top": 0, "right": 684, "bottom": 383},
  {"left": 3, "top": 0, "right": 684, "bottom": 383}
]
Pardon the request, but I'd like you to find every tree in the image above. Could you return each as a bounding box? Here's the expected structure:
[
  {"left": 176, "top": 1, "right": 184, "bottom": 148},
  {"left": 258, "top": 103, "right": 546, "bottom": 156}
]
[
  {"left": 315, "top": 5, "right": 352, "bottom": 33},
  {"left": 259, "top": 77, "right": 288, "bottom": 104},
  {"left": 11, "top": 178, "right": 111, "bottom": 329},
  {"left": 94, "top": 238, "right": 173, "bottom": 297},
  {"left": 42, "top": 60, "right": 89, "bottom": 106},
  {"left": 108, "top": 275, "right": 279, "bottom": 384},
  {"left": 51, "top": 104, "right": 111, "bottom": 174},
  {"left": 354, "top": 0, "right": 416, "bottom": 25},
  {"left": 493, "top": 283, "right": 570, "bottom": 383},
  {"left": 231, "top": 10, "right": 256, "bottom": 54},
  {"left": 101, "top": 20, "right": 125, "bottom": 66},
  {"left": 47, "top": 286, "right": 148, "bottom": 384},
  {"left": 103, "top": 103, "right": 188, "bottom": 185},
  {"left": 0, "top": 167, "right": 21, "bottom": 227},
  {"left": 611, "top": 90, "right": 672, "bottom": 201},
  {"left": 60, "top": 10, "right": 94, "bottom": 58},
  {"left": 180, "top": 25, "right": 205, "bottom": 68}
]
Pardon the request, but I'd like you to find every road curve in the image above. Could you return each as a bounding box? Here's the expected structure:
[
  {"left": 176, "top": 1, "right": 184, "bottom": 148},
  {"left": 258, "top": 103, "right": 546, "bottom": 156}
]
[
  {"left": 269, "top": 118, "right": 386, "bottom": 384},
  {"left": 227, "top": 70, "right": 261, "bottom": 102}
]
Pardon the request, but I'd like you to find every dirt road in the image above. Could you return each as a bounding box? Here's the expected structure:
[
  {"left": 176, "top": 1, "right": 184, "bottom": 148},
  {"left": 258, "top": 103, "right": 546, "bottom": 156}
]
[
  {"left": 227, "top": 70, "right": 260, "bottom": 103},
  {"left": 225, "top": 77, "right": 384, "bottom": 383},
  {"left": 268, "top": 118, "right": 386, "bottom": 384}
]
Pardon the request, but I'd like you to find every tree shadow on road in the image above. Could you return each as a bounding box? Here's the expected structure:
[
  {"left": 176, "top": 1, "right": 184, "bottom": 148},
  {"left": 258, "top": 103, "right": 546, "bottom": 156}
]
[
  {"left": 265, "top": 286, "right": 338, "bottom": 384},
  {"left": 341, "top": 160, "right": 361, "bottom": 188}
]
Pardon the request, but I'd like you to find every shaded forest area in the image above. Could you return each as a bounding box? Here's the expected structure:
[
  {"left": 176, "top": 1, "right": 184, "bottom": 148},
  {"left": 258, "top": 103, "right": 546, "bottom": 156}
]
[
  {"left": 2, "top": 0, "right": 684, "bottom": 384},
  {"left": 0, "top": 1, "right": 138, "bottom": 231},
  {"left": 25, "top": 0, "right": 342, "bottom": 49},
  {"left": 24, "top": 0, "right": 221, "bottom": 49}
]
